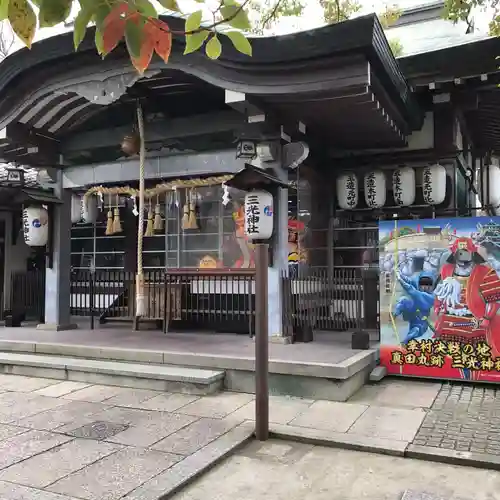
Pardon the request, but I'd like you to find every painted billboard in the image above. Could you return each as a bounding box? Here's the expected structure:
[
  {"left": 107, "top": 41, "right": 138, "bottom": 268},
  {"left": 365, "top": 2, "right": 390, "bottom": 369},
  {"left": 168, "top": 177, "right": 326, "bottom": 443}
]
[{"left": 379, "top": 217, "right": 500, "bottom": 382}]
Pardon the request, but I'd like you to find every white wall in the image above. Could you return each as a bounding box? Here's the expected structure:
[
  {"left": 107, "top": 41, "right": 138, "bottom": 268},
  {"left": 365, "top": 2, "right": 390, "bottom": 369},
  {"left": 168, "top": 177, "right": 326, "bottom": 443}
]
[{"left": 407, "top": 112, "right": 434, "bottom": 150}]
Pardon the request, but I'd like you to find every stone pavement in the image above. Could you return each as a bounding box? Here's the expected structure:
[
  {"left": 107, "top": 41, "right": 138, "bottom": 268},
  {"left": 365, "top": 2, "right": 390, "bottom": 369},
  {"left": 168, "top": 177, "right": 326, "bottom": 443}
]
[
  {"left": 0, "top": 373, "right": 439, "bottom": 500},
  {"left": 410, "top": 384, "right": 500, "bottom": 464},
  {"left": 0, "top": 374, "right": 255, "bottom": 500},
  {"left": 0, "top": 372, "right": 499, "bottom": 500},
  {"left": 170, "top": 439, "right": 500, "bottom": 500},
  {"left": 263, "top": 378, "right": 441, "bottom": 455}
]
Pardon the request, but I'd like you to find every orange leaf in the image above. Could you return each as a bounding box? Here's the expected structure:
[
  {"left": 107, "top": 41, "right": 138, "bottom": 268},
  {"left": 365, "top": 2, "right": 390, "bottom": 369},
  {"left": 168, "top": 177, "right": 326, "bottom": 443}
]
[
  {"left": 132, "top": 35, "right": 155, "bottom": 74},
  {"left": 102, "top": 2, "right": 129, "bottom": 55},
  {"left": 152, "top": 20, "right": 172, "bottom": 62}
]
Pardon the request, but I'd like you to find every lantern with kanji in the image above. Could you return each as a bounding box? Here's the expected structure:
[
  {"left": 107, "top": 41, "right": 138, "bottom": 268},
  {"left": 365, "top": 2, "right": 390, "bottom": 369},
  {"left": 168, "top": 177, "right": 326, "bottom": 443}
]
[
  {"left": 244, "top": 190, "right": 274, "bottom": 240},
  {"left": 422, "top": 164, "right": 447, "bottom": 205},
  {"left": 364, "top": 170, "right": 386, "bottom": 208},
  {"left": 392, "top": 167, "right": 415, "bottom": 206},
  {"left": 23, "top": 206, "right": 49, "bottom": 247},
  {"left": 336, "top": 173, "right": 358, "bottom": 210}
]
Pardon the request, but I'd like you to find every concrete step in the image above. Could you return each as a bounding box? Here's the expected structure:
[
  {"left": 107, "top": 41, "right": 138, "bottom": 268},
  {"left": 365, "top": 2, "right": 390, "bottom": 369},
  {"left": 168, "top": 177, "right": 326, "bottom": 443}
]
[{"left": 0, "top": 352, "right": 225, "bottom": 395}]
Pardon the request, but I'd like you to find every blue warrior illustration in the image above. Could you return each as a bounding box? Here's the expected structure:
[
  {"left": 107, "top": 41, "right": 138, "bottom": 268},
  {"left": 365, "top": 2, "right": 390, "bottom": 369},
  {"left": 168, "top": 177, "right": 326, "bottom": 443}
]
[{"left": 393, "top": 271, "right": 436, "bottom": 344}]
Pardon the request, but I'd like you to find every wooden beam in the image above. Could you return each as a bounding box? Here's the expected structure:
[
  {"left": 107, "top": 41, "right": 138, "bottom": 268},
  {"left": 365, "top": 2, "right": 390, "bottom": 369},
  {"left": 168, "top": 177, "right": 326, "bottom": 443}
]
[
  {"left": 225, "top": 90, "right": 303, "bottom": 143},
  {"left": 6, "top": 122, "right": 60, "bottom": 156},
  {"left": 62, "top": 110, "right": 246, "bottom": 154}
]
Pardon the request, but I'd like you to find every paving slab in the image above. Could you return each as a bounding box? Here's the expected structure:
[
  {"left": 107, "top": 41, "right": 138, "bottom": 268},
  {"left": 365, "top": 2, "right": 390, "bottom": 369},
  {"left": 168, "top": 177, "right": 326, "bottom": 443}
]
[
  {"left": 101, "top": 388, "right": 160, "bottom": 408},
  {"left": 169, "top": 440, "right": 499, "bottom": 500},
  {"left": 33, "top": 381, "right": 92, "bottom": 398},
  {"left": 0, "top": 375, "right": 60, "bottom": 393},
  {"left": 151, "top": 417, "right": 238, "bottom": 455},
  {"left": 349, "top": 380, "right": 442, "bottom": 409},
  {"left": 0, "top": 430, "right": 73, "bottom": 470},
  {"left": 226, "top": 395, "right": 313, "bottom": 425},
  {"left": 107, "top": 412, "right": 198, "bottom": 447},
  {"left": 62, "top": 384, "right": 129, "bottom": 403},
  {"left": 288, "top": 400, "right": 368, "bottom": 433},
  {"left": 0, "top": 423, "right": 29, "bottom": 441},
  {"left": 138, "top": 393, "right": 199, "bottom": 412},
  {"left": 0, "top": 439, "right": 123, "bottom": 488},
  {"left": 176, "top": 392, "right": 254, "bottom": 418},
  {"left": 88, "top": 405, "right": 156, "bottom": 426},
  {"left": 0, "top": 393, "right": 68, "bottom": 423},
  {"left": 124, "top": 422, "right": 254, "bottom": 500},
  {"left": 14, "top": 401, "right": 109, "bottom": 430},
  {"left": 270, "top": 423, "right": 408, "bottom": 456},
  {"left": 0, "top": 481, "right": 79, "bottom": 499},
  {"left": 348, "top": 406, "right": 426, "bottom": 442},
  {"left": 47, "top": 446, "right": 180, "bottom": 500}
]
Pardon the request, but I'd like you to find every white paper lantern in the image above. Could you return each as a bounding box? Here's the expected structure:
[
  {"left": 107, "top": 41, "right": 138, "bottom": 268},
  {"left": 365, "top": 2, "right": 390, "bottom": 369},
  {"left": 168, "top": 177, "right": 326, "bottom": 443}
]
[
  {"left": 392, "top": 167, "right": 415, "bottom": 206},
  {"left": 23, "top": 206, "right": 49, "bottom": 247},
  {"left": 479, "top": 163, "right": 500, "bottom": 210},
  {"left": 244, "top": 190, "right": 274, "bottom": 241},
  {"left": 71, "top": 194, "right": 82, "bottom": 223},
  {"left": 81, "top": 195, "right": 98, "bottom": 223},
  {"left": 364, "top": 170, "right": 386, "bottom": 208},
  {"left": 336, "top": 173, "right": 358, "bottom": 210},
  {"left": 422, "top": 164, "right": 447, "bottom": 205}
]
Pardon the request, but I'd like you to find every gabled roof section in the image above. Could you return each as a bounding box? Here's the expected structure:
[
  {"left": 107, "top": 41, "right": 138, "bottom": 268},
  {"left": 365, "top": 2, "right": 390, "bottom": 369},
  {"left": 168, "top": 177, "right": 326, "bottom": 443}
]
[
  {"left": 0, "top": 13, "right": 423, "bottom": 163},
  {"left": 0, "top": 13, "right": 419, "bottom": 125}
]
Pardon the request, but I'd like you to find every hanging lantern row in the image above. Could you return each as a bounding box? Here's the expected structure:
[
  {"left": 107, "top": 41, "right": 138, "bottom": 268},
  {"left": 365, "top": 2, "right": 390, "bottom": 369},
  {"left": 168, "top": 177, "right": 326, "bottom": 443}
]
[{"left": 336, "top": 164, "right": 447, "bottom": 210}]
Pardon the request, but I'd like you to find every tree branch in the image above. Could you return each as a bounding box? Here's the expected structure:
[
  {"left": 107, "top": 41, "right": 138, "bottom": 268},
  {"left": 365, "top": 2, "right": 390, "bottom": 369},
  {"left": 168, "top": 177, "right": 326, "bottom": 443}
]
[{"left": 148, "top": 0, "right": 253, "bottom": 36}]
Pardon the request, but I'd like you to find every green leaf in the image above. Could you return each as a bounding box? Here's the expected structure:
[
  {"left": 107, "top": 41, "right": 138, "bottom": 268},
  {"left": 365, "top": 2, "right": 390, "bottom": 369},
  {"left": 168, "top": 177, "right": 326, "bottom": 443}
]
[
  {"left": 220, "top": 4, "right": 251, "bottom": 31},
  {"left": 205, "top": 34, "right": 222, "bottom": 59},
  {"left": 224, "top": 30, "right": 251, "bottom": 56},
  {"left": 93, "top": 4, "right": 111, "bottom": 31},
  {"left": 158, "top": 0, "right": 180, "bottom": 11},
  {"left": 125, "top": 18, "right": 143, "bottom": 59},
  {"left": 134, "top": 0, "right": 158, "bottom": 18},
  {"left": 185, "top": 9, "right": 202, "bottom": 33},
  {"left": 73, "top": 5, "right": 93, "bottom": 49},
  {"left": 0, "top": 0, "right": 9, "bottom": 21},
  {"left": 95, "top": 27, "right": 104, "bottom": 55},
  {"left": 184, "top": 29, "right": 209, "bottom": 54},
  {"left": 39, "top": 0, "right": 72, "bottom": 27},
  {"left": 8, "top": 0, "right": 37, "bottom": 47}
]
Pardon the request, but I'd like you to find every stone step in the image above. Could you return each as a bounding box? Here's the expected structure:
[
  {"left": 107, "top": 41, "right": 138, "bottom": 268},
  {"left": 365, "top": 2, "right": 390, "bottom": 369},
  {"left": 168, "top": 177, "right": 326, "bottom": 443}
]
[{"left": 0, "top": 352, "right": 225, "bottom": 395}]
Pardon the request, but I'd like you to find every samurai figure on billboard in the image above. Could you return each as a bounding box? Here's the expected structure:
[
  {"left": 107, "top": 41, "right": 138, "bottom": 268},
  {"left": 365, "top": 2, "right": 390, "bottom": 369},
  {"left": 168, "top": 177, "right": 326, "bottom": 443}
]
[{"left": 433, "top": 237, "right": 500, "bottom": 357}]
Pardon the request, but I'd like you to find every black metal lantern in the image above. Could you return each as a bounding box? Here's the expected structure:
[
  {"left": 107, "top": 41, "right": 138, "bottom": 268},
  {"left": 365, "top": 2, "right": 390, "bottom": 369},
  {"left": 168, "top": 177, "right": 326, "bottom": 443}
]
[
  {"left": 6, "top": 168, "right": 24, "bottom": 187},
  {"left": 236, "top": 139, "right": 257, "bottom": 160}
]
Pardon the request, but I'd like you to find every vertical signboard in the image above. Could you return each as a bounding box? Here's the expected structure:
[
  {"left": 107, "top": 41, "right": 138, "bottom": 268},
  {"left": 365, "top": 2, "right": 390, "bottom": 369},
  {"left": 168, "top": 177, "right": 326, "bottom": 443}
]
[{"left": 379, "top": 216, "right": 500, "bottom": 382}]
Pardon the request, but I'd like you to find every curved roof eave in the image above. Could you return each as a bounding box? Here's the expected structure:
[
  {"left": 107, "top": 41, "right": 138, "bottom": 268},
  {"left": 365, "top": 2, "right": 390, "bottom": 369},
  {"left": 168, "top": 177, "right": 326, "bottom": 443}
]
[
  {"left": 0, "top": 13, "right": 421, "bottom": 129},
  {"left": 400, "top": 35, "right": 500, "bottom": 85}
]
